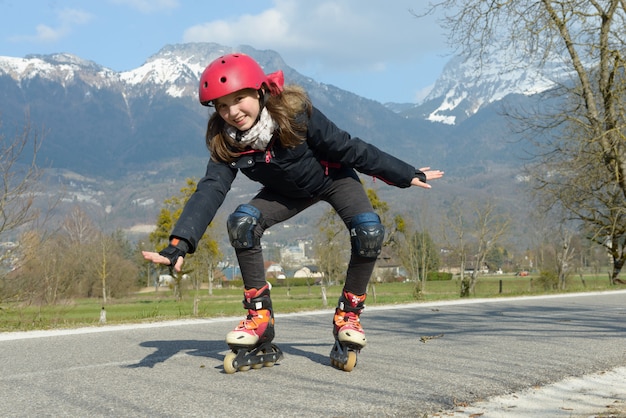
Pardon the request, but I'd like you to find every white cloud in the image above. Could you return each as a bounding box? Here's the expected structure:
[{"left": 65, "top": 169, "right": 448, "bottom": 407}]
[
  {"left": 184, "top": 9, "right": 296, "bottom": 48},
  {"left": 29, "top": 24, "right": 66, "bottom": 43},
  {"left": 9, "top": 8, "right": 93, "bottom": 44},
  {"left": 182, "top": 0, "right": 447, "bottom": 75},
  {"left": 59, "top": 9, "right": 93, "bottom": 26}
]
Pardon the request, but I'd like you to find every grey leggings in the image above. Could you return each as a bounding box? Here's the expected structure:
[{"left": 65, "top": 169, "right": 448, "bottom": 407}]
[{"left": 234, "top": 169, "right": 376, "bottom": 295}]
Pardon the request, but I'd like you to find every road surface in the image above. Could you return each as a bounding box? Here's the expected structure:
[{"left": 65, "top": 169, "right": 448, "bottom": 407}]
[{"left": 1, "top": 290, "right": 625, "bottom": 417}]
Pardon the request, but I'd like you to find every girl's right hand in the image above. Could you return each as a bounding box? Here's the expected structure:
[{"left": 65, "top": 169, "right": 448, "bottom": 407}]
[{"left": 142, "top": 251, "right": 185, "bottom": 272}]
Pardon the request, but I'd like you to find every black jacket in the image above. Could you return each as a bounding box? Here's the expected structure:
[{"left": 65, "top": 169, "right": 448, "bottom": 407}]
[{"left": 171, "top": 106, "right": 420, "bottom": 252}]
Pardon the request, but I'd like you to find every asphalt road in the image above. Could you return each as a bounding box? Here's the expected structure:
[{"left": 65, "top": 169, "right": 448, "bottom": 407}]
[{"left": 1, "top": 290, "right": 625, "bottom": 417}]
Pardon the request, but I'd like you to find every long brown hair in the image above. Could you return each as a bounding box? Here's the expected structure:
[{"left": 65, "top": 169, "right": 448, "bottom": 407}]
[{"left": 205, "top": 85, "right": 312, "bottom": 163}]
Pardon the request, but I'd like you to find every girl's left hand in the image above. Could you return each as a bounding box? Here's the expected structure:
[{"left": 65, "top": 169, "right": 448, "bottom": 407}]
[{"left": 411, "top": 167, "right": 444, "bottom": 189}]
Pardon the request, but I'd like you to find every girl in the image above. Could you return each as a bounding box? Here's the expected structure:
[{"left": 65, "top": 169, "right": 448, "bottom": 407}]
[{"left": 142, "top": 53, "right": 444, "bottom": 372}]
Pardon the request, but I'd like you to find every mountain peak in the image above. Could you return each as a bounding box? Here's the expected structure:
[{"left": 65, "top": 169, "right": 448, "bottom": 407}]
[
  {"left": 26, "top": 52, "right": 98, "bottom": 68},
  {"left": 414, "top": 47, "right": 565, "bottom": 125},
  {"left": 0, "top": 52, "right": 117, "bottom": 87}
]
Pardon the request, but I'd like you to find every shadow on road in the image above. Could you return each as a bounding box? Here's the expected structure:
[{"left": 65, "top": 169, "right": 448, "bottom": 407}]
[{"left": 124, "top": 339, "right": 330, "bottom": 370}]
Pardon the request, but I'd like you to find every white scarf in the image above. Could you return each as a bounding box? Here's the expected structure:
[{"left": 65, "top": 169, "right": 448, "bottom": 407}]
[{"left": 224, "top": 108, "right": 278, "bottom": 150}]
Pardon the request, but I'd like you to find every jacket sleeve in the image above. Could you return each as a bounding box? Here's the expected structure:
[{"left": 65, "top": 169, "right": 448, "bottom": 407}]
[
  {"left": 170, "top": 158, "right": 237, "bottom": 253},
  {"left": 306, "top": 107, "right": 417, "bottom": 188}
]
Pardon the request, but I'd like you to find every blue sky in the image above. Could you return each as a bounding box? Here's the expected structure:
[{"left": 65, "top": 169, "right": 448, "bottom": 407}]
[{"left": 0, "top": 0, "right": 452, "bottom": 103}]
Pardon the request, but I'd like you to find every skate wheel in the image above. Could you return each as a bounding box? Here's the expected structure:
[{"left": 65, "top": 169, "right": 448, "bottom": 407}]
[
  {"left": 343, "top": 351, "right": 357, "bottom": 372},
  {"left": 263, "top": 361, "right": 275, "bottom": 368},
  {"left": 223, "top": 352, "right": 238, "bottom": 374},
  {"left": 251, "top": 351, "right": 262, "bottom": 369},
  {"left": 252, "top": 350, "right": 266, "bottom": 369}
]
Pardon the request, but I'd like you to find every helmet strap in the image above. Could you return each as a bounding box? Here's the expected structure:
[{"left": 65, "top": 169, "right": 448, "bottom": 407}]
[{"left": 258, "top": 89, "right": 269, "bottom": 110}]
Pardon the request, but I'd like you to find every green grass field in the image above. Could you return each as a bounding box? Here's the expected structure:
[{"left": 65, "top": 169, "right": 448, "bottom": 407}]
[{"left": 0, "top": 274, "right": 619, "bottom": 332}]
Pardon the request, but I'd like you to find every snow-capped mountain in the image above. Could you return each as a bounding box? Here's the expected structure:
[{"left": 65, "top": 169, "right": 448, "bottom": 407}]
[
  {"left": 409, "top": 48, "right": 568, "bottom": 125},
  {"left": 118, "top": 43, "right": 229, "bottom": 99},
  {"left": 0, "top": 43, "right": 287, "bottom": 102},
  {"left": 0, "top": 43, "right": 423, "bottom": 177},
  {"left": 1, "top": 53, "right": 119, "bottom": 88},
  {"left": 0, "top": 41, "right": 563, "bottom": 130}
]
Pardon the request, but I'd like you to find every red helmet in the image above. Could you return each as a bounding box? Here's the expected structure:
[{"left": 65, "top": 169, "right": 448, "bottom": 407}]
[{"left": 198, "top": 53, "right": 284, "bottom": 106}]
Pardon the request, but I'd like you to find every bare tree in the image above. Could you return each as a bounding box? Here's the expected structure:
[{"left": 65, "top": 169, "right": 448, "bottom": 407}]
[
  {"left": 314, "top": 209, "right": 349, "bottom": 286},
  {"left": 92, "top": 231, "right": 138, "bottom": 300},
  {"left": 97, "top": 233, "right": 111, "bottom": 304},
  {"left": 5, "top": 230, "right": 67, "bottom": 305},
  {"left": 62, "top": 206, "right": 98, "bottom": 245},
  {"left": 5, "top": 210, "right": 136, "bottom": 305},
  {"left": 470, "top": 201, "right": 509, "bottom": 293},
  {"left": 421, "top": 1, "right": 626, "bottom": 282},
  {"left": 394, "top": 217, "right": 422, "bottom": 282},
  {"left": 62, "top": 206, "right": 98, "bottom": 296},
  {"left": 393, "top": 211, "right": 440, "bottom": 298},
  {"left": 445, "top": 199, "right": 509, "bottom": 297},
  {"left": 0, "top": 116, "right": 43, "bottom": 243},
  {"left": 555, "top": 226, "right": 576, "bottom": 289},
  {"left": 529, "top": 209, "right": 580, "bottom": 289},
  {"left": 443, "top": 199, "right": 469, "bottom": 289},
  {"left": 184, "top": 221, "right": 222, "bottom": 312}
]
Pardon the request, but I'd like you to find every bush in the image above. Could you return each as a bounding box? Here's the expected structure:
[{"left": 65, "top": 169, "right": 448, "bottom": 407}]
[{"left": 535, "top": 270, "right": 559, "bottom": 290}]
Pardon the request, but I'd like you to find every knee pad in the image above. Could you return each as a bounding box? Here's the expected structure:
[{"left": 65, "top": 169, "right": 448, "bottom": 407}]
[
  {"left": 350, "top": 212, "right": 384, "bottom": 258},
  {"left": 227, "top": 204, "right": 261, "bottom": 249}
]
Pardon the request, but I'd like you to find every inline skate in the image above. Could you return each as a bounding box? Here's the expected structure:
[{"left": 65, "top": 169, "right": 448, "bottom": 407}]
[
  {"left": 223, "top": 283, "right": 283, "bottom": 374},
  {"left": 330, "top": 290, "right": 367, "bottom": 372}
]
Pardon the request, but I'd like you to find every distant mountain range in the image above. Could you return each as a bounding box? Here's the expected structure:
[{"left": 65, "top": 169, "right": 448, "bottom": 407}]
[
  {"left": 0, "top": 42, "right": 559, "bottom": 177},
  {"left": 0, "top": 42, "right": 558, "bottom": 243}
]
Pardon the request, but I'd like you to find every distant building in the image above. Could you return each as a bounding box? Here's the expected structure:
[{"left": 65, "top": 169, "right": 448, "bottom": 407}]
[
  {"left": 373, "top": 250, "right": 405, "bottom": 282},
  {"left": 222, "top": 265, "right": 241, "bottom": 281},
  {"left": 280, "top": 242, "right": 306, "bottom": 263},
  {"left": 158, "top": 273, "right": 189, "bottom": 286},
  {"left": 264, "top": 261, "right": 286, "bottom": 279},
  {"left": 294, "top": 265, "right": 323, "bottom": 280}
]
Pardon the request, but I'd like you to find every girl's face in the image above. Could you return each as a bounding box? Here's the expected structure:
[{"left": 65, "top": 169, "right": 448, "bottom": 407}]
[{"left": 214, "top": 88, "right": 261, "bottom": 131}]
